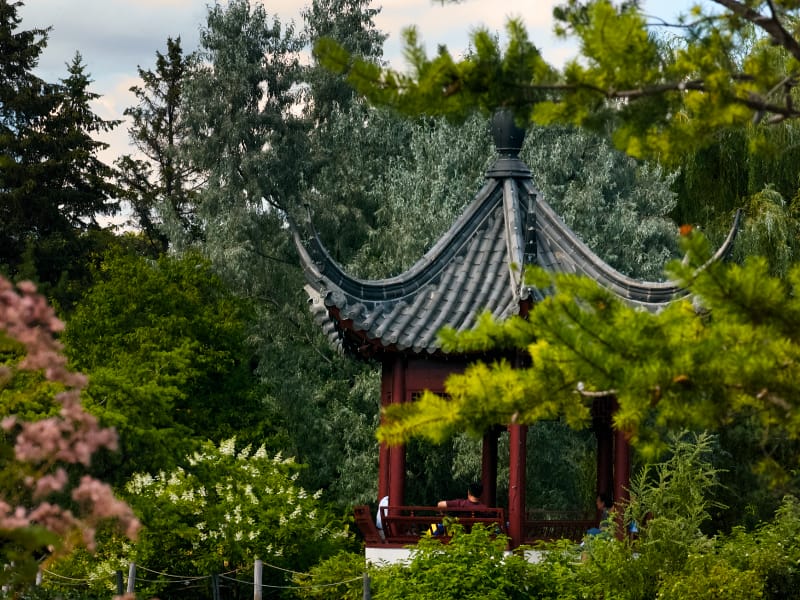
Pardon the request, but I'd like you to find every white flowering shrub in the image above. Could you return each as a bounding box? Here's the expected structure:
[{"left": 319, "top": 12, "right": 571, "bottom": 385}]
[
  {"left": 48, "top": 437, "right": 354, "bottom": 597},
  {"left": 127, "top": 438, "right": 352, "bottom": 579}
]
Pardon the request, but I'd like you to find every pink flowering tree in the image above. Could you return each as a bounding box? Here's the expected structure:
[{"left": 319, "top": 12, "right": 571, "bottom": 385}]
[{"left": 0, "top": 276, "right": 140, "bottom": 591}]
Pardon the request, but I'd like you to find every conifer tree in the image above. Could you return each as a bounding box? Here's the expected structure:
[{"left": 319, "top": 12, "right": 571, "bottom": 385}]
[
  {"left": 0, "top": 0, "right": 60, "bottom": 277},
  {"left": 116, "top": 37, "right": 199, "bottom": 255},
  {"left": 0, "top": 3, "right": 119, "bottom": 307}
]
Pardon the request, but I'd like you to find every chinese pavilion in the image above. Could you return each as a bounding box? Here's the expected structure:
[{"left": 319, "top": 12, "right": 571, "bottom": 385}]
[{"left": 293, "top": 110, "right": 739, "bottom": 554}]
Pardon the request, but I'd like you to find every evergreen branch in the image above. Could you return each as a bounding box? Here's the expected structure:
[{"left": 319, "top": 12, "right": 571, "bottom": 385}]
[{"left": 712, "top": 0, "right": 800, "bottom": 62}]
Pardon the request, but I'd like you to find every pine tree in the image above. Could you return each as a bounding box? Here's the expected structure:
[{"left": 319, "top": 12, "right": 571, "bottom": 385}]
[
  {"left": 116, "top": 37, "right": 199, "bottom": 254},
  {"left": 315, "top": 0, "right": 800, "bottom": 162},
  {"left": 0, "top": 3, "right": 119, "bottom": 308},
  {"left": 0, "top": 0, "right": 60, "bottom": 277}
]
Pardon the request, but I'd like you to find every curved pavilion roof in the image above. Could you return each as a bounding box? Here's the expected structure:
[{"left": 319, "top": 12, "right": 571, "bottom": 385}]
[{"left": 293, "top": 114, "right": 739, "bottom": 358}]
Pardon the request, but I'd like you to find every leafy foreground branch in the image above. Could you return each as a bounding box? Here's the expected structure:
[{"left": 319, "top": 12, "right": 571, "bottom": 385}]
[
  {"left": 379, "top": 231, "right": 800, "bottom": 485},
  {"left": 315, "top": 0, "right": 800, "bottom": 161},
  {"left": 298, "top": 434, "right": 800, "bottom": 600}
]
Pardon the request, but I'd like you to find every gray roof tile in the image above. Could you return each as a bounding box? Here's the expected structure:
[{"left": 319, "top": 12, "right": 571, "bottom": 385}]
[{"left": 294, "top": 145, "right": 739, "bottom": 358}]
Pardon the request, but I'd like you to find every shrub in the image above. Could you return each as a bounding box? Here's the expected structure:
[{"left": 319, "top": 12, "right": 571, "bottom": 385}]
[{"left": 0, "top": 277, "right": 138, "bottom": 593}]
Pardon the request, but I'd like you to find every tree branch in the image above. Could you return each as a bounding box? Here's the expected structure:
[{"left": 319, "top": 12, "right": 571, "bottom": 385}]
[{"left": 712, "top": 0, "right": 800, "bottom": 62}]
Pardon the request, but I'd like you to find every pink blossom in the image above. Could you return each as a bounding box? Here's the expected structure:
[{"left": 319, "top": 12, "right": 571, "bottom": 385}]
[
  {"left": 0, "top": 274, "right": 138, "bottom": 558},
  {"left": 73, "top": 476, "right": 141, "bottom": 539},
  {"left": 0, "top": 504, "right": 31, "bottom": 529},
  {"left": 15, "top": 280, "right": 37, "bottom": 294},
  {"left": 28, "top": 503, "right": 76, "bottom": 536},
  {"left": 33, "top": 468, "right": 69, "bottom": 499}
]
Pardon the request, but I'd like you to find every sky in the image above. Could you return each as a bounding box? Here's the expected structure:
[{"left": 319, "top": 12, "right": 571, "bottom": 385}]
[{"left": 18, "top": 0, "right": 700, "bottom": 163}]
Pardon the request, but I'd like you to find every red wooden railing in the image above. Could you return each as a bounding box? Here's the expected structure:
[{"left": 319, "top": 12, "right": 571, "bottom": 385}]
[{"left": 354, "top": 505, "right": 597, "bottom": 546}]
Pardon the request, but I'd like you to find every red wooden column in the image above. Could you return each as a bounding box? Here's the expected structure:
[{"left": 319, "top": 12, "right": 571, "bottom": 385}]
[
  {"left": 378, "top": 362, "right": 392, "bottom": 500},
  {"left": 613, "top": 426, "right": 631, "bottom": 537},
  {"left": 611, "top": 397, "right": 631, "bottom": 507},
  {"left": 592, "top": 397, "right": 614, "bottom": 499},
  {"left": 481, "top": 427, "right": 500, "bottom": 507},
  {"left": 388, "top": 356, "right": 406, "bottom": 506},
  {"left": 508, "top": 424, "right": 527, "bottom": 549},
  {"left": 596, "top": 427, "right": 613, "bottom": 498}
]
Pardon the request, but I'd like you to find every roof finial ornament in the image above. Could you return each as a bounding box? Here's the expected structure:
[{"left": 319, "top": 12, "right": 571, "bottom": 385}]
[
  {"left": 491, "top": 108, "right": 526, "bottom": 157},
  {"left": 486, "top": 108, "right": 531, "bottom": 179}
]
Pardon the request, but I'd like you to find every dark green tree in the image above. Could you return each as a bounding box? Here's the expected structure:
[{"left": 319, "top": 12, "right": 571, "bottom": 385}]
[
  {"left": 0, "top": 0, "right": 55, "bottom": 278},
  {"left": 0, "top": 3, "right": 119, "bottom": 308},
  {"left": 116, "top": 37, "right": 199, "bottom": 255},
  {"left": 23, "top": 53, "right": 121, "bottom": 307}
]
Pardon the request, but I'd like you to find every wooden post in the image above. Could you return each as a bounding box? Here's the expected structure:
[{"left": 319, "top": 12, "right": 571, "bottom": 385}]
[
  {"left": 508, "top": 424, "right": 527, "bottom": 549},
  {"left": 596, "top": 426, "right": 613, "bottom": 498},
  {"left": 254, "top": 558, "right": 263, "bottom": 600},
  {"left": 613, "top": 427, "right": 631, "bottom": 538},
  {"left": 362, "top": 572, "right": 371, "bottom": 600},
  {"left": 212, "top": 573, "right": 220, "bottom": 600},
  {"left": 592, "top": 397, "right": 614, "bottom": 500},
  {"left": 378, "top": 362, "right": 392, "bottom": 500},
  {"left": 126, "top": 562, "right": 136, "bottom": 594},
  {"left": 116, "top": 570, "right": 124, "bottom": 595}
]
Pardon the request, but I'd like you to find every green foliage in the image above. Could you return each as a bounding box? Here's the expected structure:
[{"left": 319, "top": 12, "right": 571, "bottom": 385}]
[
  {"left": 668, "top": 122, "right": 800, "bottom": 278},
  {"left": 658, "top": 555, "right": 760, "bottom": 600},
  {"left": 521, "top": 125, "right": 679, "bottom": 280},
  {"left": 173, "top": 0, "right": 388, "bottom": 508},
  {"left": 579, "top": 432, "right": 741, "bottom": 599},
  {"left": 301, "top": 0, "right": 386, "bottom": 124},
  {"left": 263, "top": 435, "right": 800, "bottom": 599},
  {"left": 628, "top": 432, "right": 723, "bottom": 549},
  {"left": 315, "top": 18, "right": 555, "bottom": 124},
  {"left": 315, "top": 1, "right": 800, "bottom": 162},
  {"left": 63, "top": 250, "right": 267, "bottom": 484},
  {"left": 732, "top": 185, "right": 800, "bottom": 276},
  {"left": 49, "top": 439, "right": 354, "bottom": 598},
  {"left": 346, "top": 112, "right": 492, "bottom": 278},
  {"left": 293, "top": 551, "right": 367, "bottom": 600},
  {"left": 303, "top": 102, "right": 415, "bottom": 268},
  {"left": 379, "top": 231, "right": 800, "bottom": 491},
  {"left": 371, "top": 524, "right": 538, "bottom": 600},
  {"left": 345, "top": 113, "right": 679, "bottom": 283},
  {"left": 181, "top": 0, "right": 305, "bottom": 234},
  {"left": 722, "top": 495, "right": 800, "bottom": 598}
]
